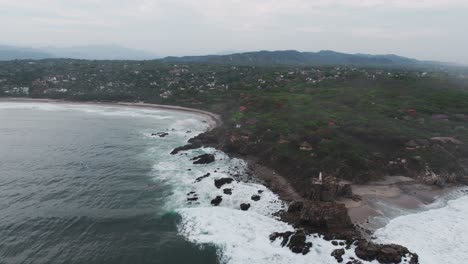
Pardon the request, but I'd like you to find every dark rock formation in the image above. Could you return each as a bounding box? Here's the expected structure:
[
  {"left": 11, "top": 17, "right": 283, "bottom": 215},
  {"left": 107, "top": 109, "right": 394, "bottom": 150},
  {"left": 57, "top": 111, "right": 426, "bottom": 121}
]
[
  {"left": 270, "top": 230, "right": 312, "bottom": 255},
  {"left": 191, "top": 154, "right": 215, "bottom": 164},
  {"left": 308, "top": 176, "right": 353, "bottom": 202},
  {"left": 214, "top": 178, "right": 234, "bottom": 188},
  {"left": 223, "top": 188, "right": 232, "bottom": 195},
  {"left": 270, "top": 231, "right": 293, "bottom": 247},
  {"left": 287, "top": 201, "right": 304, "bottom": 213},
  {"left": 152, "top": 132, "right": 169, "bottom": 138},
  {"left": 240, "top": 203, "right": 251, "bottom": 211},
  {"left": 355, "top": 240, "right": 419, "bottom": 264},
  {"left": 298, "top": 201, "right": 354, "bottom": 232},
  {"left": 331, "top": 248, "right": 345, "bottom": 263},
  {"left": 346, "top": 260, "right": 363, "bottom": 264},
  {"left": 251, "top": 194, "right": 261, "bottom": 201},
  {"left": 171, "top": 143, "right": 201, "bottom": 155},
  {"left": 194, "top": 173, "right": 211, "bottom": 183},
  {"left": 187, "top": 191, "right": 198, "bottom": 202},
  {"left": 188, "top": 131, "right": 219, "bottom": 146},
  {"left": 211, "top": 196, "right": 223, "bottom": 206}
]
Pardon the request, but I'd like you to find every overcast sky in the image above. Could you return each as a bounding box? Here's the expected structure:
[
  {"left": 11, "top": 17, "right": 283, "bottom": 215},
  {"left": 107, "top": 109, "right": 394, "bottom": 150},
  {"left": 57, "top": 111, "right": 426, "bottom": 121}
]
[{"left": 1, "top": 0, "right": 467, "bottom": 63}]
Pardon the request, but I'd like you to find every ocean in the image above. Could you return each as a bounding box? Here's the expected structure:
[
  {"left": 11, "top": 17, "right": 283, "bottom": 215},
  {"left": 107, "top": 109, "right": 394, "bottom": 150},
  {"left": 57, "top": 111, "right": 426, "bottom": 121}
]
[{"left": 0, "top": 102, "right": 466, "bottom": 264}]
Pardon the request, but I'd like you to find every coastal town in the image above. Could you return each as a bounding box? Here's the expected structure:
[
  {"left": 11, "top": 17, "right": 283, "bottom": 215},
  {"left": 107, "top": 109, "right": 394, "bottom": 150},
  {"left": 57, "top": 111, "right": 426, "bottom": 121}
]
[{"left": 1, "top": 60, "right": 465, "bottom": 101}]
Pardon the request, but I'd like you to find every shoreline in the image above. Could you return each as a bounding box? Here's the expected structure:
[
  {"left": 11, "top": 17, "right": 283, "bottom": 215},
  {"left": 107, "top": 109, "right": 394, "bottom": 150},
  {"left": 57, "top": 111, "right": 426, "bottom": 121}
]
[
  {"left": 0, "top": 97, "right": 222, "bottom": 130},
  {"left": 2, "top": 96, "right": 461, "bottom": 263},
  {"left": 339, "top": 176, "right": 461, "bottom": 235}
]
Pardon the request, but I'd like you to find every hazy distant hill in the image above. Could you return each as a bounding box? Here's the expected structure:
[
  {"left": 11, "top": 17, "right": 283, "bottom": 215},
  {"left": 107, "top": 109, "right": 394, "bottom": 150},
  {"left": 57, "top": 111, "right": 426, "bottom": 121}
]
[
  {"left": 0, "top": 44, "right": 159, "bottom": 61},
  {"left": 160, "top": 50, "right": 443, "bottom": 67},
  {"left": 42, "top": 45, "right": 160, "bottom": 60},
  {"left": 0, "top": 45, "right": 460, "bottom": 68},
  {"left": 0, "top": 45, "right": 53, "bottom": 60}
]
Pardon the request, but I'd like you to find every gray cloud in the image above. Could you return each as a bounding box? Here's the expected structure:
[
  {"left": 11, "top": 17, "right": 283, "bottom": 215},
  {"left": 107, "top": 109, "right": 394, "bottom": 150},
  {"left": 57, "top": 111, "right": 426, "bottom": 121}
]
[{"left": 1, "top": 0, "right": 467, "bottom": 63}]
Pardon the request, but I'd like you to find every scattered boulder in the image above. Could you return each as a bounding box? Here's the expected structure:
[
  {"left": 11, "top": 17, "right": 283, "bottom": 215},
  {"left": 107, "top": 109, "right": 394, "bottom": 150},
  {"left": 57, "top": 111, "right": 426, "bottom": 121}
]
[
  {"left": 346, "top": 260, "right": 363, "bottom": 264},
  {"left": 214, "top": 178, "right": 234, "bottom": 188},
  {"left": 211, "top": 196, "right": 223, "bottom": 206},
  {"left": 331, "top": 248, "right": 346, "bottom": 263},
  {"left": 171, "top": 143, "right": 201, "bottom": 155},
  {"left": 192, "top": 154, "right": 215, "bottom": 164},
  {"left": 152, "top": 132, "right": 169, "bottom": 138},
  {"left": 270, "top": 230, "right": 312, "bottom": 255},
  {"left": 240, "top": 203, "right": 251, "bottom": 211},
  {"left": 270, "top": 231, "right": 293, "bottom": 247},
  {"left": 187, "top": 191, "right": 198, "bottom": 202},
  {"left": 354, "top": 240, "right": 418, "bottom": 264},
  {"left": 194, "top": 173, "right": 211, "bottom": 183},
  {"left": 251, "top": 195, "right": 261, "bottom": 201},
  {"left": 223, "top": 188, "right": 232, "bottom": 195}
]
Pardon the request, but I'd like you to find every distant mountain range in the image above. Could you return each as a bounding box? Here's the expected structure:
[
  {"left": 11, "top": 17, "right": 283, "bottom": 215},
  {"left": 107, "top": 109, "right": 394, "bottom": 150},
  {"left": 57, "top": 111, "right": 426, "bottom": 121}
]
[
  {"left": 0, "top": 45, "right": 159, "bottom": 61},
  {"left": 161, "top": 50, "right": 458, "bottom": 68},
  {"left": 0, "top": 45, "right": 462, "bottom": 68},
  {"left": 0, "top": 45, "right": 52, "bottom": 60}
]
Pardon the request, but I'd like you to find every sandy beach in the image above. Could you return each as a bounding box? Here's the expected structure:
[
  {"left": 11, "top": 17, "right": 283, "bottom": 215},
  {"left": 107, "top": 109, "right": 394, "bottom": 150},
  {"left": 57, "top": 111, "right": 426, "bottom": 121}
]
[
  {"left": 339, "top": 175, "right": 456, "bottom": 233},
  {"left": 0, "top": 97, "right": 223, "bottom": 130}
]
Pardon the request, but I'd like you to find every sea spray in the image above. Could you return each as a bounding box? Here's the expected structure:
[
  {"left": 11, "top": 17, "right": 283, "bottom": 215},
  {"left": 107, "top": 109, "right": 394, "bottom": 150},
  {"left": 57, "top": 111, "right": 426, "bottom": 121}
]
[{"left": 375, "top": 194, "right": 468, "bottom": 264}]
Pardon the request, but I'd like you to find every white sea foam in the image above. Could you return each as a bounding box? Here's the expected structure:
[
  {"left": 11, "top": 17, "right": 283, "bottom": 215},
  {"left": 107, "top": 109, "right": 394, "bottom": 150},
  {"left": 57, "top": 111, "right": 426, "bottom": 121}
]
[
  {"left": 9, "top": 101, "right": 467, "bottom": 264},
  {"left": 151, "top": 145, "right": 377, "bottom": 264},
  {"left": 0, "top": 102, "right": 211, "bottom": 124},
  {"left": 375, "top": 194, "right": 468, "bottom": 264}
]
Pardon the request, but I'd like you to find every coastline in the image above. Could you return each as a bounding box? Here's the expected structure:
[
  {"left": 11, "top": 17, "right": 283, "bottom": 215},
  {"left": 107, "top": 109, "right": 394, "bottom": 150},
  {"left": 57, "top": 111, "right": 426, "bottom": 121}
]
[
  {"left": 0, "top": 97, "right": 222, "bottom": 130},
  {"left": 339, "top": 176, "right": 460, "bottom": 236},
  {"left": 3, "top": 97, "right": 462, "bottom": 263}
]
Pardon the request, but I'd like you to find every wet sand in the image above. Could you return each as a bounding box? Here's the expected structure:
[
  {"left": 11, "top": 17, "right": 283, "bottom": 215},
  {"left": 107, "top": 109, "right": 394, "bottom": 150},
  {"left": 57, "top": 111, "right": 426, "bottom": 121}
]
[
  {"left": 0, "top": 97, "right": 222, "bottom": 129},
  {"left": 339, "top": 176, "right": 454, "bottom": 232}
]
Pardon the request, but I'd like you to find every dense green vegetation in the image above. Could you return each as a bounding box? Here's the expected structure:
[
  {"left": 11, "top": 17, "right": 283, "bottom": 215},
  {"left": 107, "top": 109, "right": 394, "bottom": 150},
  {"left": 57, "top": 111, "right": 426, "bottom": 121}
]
[{"left": 1, "top": 59, "right": 468, "bottom": 188}]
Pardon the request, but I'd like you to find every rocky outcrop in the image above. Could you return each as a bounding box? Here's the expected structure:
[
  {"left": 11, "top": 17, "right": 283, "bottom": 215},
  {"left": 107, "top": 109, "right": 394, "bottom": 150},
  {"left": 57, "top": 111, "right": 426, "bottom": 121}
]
[
  {"left": 211, "top": 196, "right": 223, "bottom": 206},
  {"left": 171, "top": 143, "right": 202, "bottom": 154},
  {"left": 194, "top": 173, "right": 211, "bottom": 183},
  {"left": 282, "top": 200, "right": 355, "bottom": 239},
  {"left": 251, "top": 194, "right": 261, "bottom": 201},
  {"left": 308, "top": 176, "right": 353, "bottom": 202},
  {"left": 240, "top": 203, "right": 251, "bottom": 211},
  {"left": 214, "top": 178, "right": 234, "bottom": 188},
  {"left": 152, "top": 132, "right": 169, "bottom": 137},
  {"left": 223, "top": 188, "right": 232, "bottom": 195},
  {"left": 191, "top": 154, "right": 215, "bottom": 164},
  {"left": 355, "top": 240, "right": 419, "bottom": 264},
  {"left": 270, "top": 230, "right": 312, "bottom": 255},
  {"left": 331, "top": 248, "right": 345, "bottom": 263},
  {"left": 186, "top": 191, "right": 198, "bottom": 202}
]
